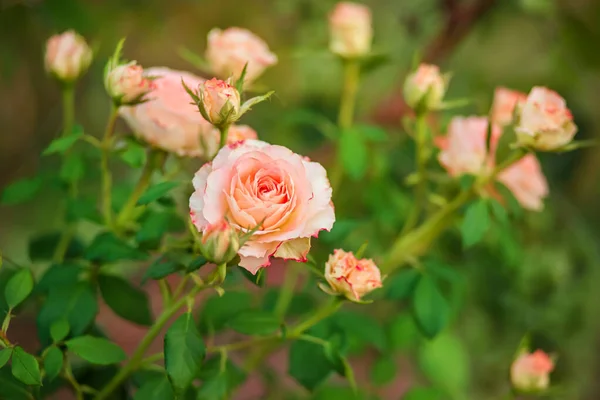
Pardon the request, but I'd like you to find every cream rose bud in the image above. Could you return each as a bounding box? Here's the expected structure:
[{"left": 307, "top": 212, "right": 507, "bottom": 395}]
[
  {"left": 515, "top": 87, "right": 577, "bottom": 151},
  {"left": 404, "top": 64, "right": 447, "bottom": 111},
  {"left": 329, "top": 2, "right": 373, "bottom": 58},
  {"left": 324, "top": 249, "right": 382, "bottom": 302},
  {"left": 491, "top": 87, "right": 527, "bottom": 127},
  {"left": 45, "top": 30, "right": 93, "bottom": 82},
  {"left": 200, "top": 220, "right": 240, "bottom": 265},
  {"left": 511, "top": 350, "right": 555, "bottom": 393},
  {"left": 189, "top": 140, "right": 335, "bottom": 274},
  {"left": 200, "top": 78, "right": 241, "bottom": 126},
  {"left": 105, "top": 63, "right": 155, "bottom": 105},
  {"left": 206, "top": 27, "right": 278, "bottom": 83},
  {"left": 119, "top": 67, "right": 218, "bottom": 157},
  {"left": 227, "top": 125, "right": 258, "bottom": 145}
]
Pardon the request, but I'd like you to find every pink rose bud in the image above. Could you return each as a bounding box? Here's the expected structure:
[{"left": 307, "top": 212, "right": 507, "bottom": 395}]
[
  {"left": 206, "top": 27, "right": 278, "bottom": 84},
  {"left": 200, "top": 220, "right": 240, "bottom": 265},
  {"left": 491, "top": 87, "right": 528, "bottom": 127},
  {"left": 515, "top": 87, "right": 577, "bottom": 151},
  {"left": 329, "top": 2, "right": 373, "bottom": 58},
  {"left": 45, "top": 30, "right": 93, "bottom": 82},
  {"left": 324, "top": 249, "right": 382, "bottom": 302},
  {"left": 227, "top": 124, "right": 258, "bottom": 145},
  {"left": 105, "top": 62, "right": 155, "bottom": 106},
  {"left": 199, "top": 78, "right": 241, "bottom": 126},
  {"left": 511, "top": 350, "right": 555, "bottom": 393},
  {"left": 403, "top": 63, "right": 447, "bottom": 112}
]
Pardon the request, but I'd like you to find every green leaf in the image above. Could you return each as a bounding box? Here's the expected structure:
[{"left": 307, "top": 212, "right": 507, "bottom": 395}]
[
  {"left": 137, "top": 182, "right": 180, "bottom": 206},
  {"left": 59, "top": 152, "right": 85, "bottom": 183},
  {"left": 43, "top": 127, "right": 83, "bottom": 155},
  {"left": 495, "top": 126, "right": 517, "bottom": 166},
  {"left": 387, "top": 314, "right": 419, "bottom": 351},
  {"left": 262, "top": 289, "right": 316, "bottom": 316},
  {"left": 239, "top": 91, "right": 275, "bottom": 117},
  {"left": 43, "top": 346, "right": 63, "bottom": 382},
  {"left": 198, "top": 291, "right": 253, "bottom": 334},
  {"left": 339, "top": 127, "right": 368, "bottom": 180},
  {"left": 29, "top": 233, "right": 84, "bottom": 262},
  {"left": 11, "top": 346, "right": 41, "bottom": 385},
  {"left": 0, "top": 348, "right": 12, "bottom": 369},
  {"left": 134, "top": 375, "right": 174, "bottom": 400},
  {"left": 65, "top": 336, "right": 126, "bottom": 365},
  {"left": 50, "top": 319, "right": 70, "bottom": 342},
  {"left": 289, "top": 338, "right": 334, "bottom": 391},
  {"left": 403, "top": 386, "right": 444, "bottom": 400},
  {"left": 238, "top": 267, "right": 266, "bottom": 287},
  {"left": 226, "top": 310, "right": 280, "bottom": 336},
  {"left": 186, "top": 256, "right": 208, "bottom": 273},
  {"left": 66, "top": 197, "right": 102, "bottom": 223},
  {"left": 355, "top": 124, "right": 388, "bottom": 143},
  {"left": 360, "top": 52, "right": 392, "bottom": 75},
  {"left": 460, "top": 199, "right": 490, "bottom": 248},
  {"left": 333, "top": 311, "right": 387, "bottom": 351},
  {"left": 411, "top": 276, "right": 450, "bottom": 339},
  {"left": 37, "top": 283, "right": 98, "bottom": 345},
  {"left": 488, "top": 198, "right": 509, "bottom": 225},
  {"left": 98, "top": 274, "right": 153, "bottom": 326},
  {"left": 1, "top": 176, "right": 42, "bottom": 205},
  {"left": 136, "top": 210, "right": 185, "bottom": 248},
  {"left": 0, "top": 369, "right": 31, "bottom": 400},
  {"left": 85, "top": 232, "right": 148, "bottom": 263},
  {"left": 120, "top": 139, "right": 147, "bottom": 168},
  {"left": 385, "top": 269, "right": 421, "bottom": 300},
  {"left": 319, "top": 219, "right": 362, "bottom": 244},
  {"left": 5, "top": 269, "right": 34, "bottom": 309},
  {"left": 164, "top": 312, "right": 206, "bottom": 391},
  {"left": 418, "top": 332, "right": 470, "bottom": 398},
  {"left": 143, "top": 256, "right": 184, "bottom": 283},
  {"left": 370, "top": 355, "right": 397, "bottom": 386},
  {"left": 36, "top": 263, "right": 83, "bottom": 293},
  {"left": 197, "top": 374, "right": 228, "bottom": 400},
  {"left": 197, "top": 356, "right": 247, "bottom": 392}
]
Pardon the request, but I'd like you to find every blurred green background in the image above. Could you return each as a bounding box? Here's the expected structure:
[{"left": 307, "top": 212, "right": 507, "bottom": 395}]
[{"left": 2, "top": 0, "right": 600, "bottom": 398}]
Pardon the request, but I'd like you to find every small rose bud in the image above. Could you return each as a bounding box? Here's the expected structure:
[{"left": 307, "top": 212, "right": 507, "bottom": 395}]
[
  {"left": 511, "top": 350, "right": 555, "bottom": 393},
  {"left": 515, "top": 86, "right": 577, "bottom": 151},
  {"left": 403, "top": 63, "right": 447, "bottom": 112},
  {"left": 45, "top": 30, "right": 93, "bottom": 83},
  {"left": 324, "top": 249, "right": 382, "bottom": 302},
  {"left": 329, "top": 2, "right": 373, "bottom": 58},
  {"left": 105, "top": 62, "right": 155, "bottom": 106},
  {"left": 201, "top": 220, "right": 240, "bottom": 265},
  {"left": 199, "top": 78, "right": 241, "bottom": 126},
  {"left": 227, "top": 124, "right": 258, "bottom": 145},
  {"left": 491, "top": 87, "right": 527, "bottom": 127}
]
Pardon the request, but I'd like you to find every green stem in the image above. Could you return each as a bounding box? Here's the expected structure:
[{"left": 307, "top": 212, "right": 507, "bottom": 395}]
[
  {"left": 95, "top": 284, "right": 204, "bottom": 400},
  {"left": 289, "top": 297, "right": 343, "bottom": 336},
  {"left": 331, "top": 59, "right": 361, "bottom": 192},
  {"left": 61, "top": 85, "right": 75, "bottom": 137},
  {"left": 274, "top": 264, "right": 300, "bottom": 319},
  {"left": 218, "top": 124, "right": 230, "bottom": 150},
  {"left": 64, "top": 357, "right": 84, "bottom": 400},
  {"left": 100, "top": 106, "right": 119, "bottom": 229},
  {"left": 52, "top": 225, "right": 75, "bottom": 263}
]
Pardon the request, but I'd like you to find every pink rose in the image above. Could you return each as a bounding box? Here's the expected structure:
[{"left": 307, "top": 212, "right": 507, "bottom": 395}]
[
  {"left": 227, "top": 125, "right": 258, "bottom": 145},
  {"left": 324, "top": 249, "right": 382, "bottom": 301},
  {"left": 45, "top": 30, "right": 93, "bottom": 82},
  {"left": 491, "top": 87, "right": 527, "bottom": 127},
  {"left": 105, "top": 63, "right": 155, "bottom": 105},
  {"left": 199, "top": 78, "right": 241, "bottom": 126},
  {"left": 119, "top": 67, "right": 218, "bottom": 157},
  {"left": 329, "top": 2, "right": 372, "bottom": 58},
  {"left": 206, "top": 28, "right": 278, "bottom": 84},
  {"left": 510, "top": 350, "right": 554, "bottom": 392},
  {"left": 436, "top": 116, "right": 548, "bottom": 211},
  {"left": 515, "top": 87, "right": 577, "bottom": 150},
  {"left": 404, "top": 63, "right": 447, "bottom": 111},
  {"left": 189, "top": 140, "right": 335, "bottom": 274}
]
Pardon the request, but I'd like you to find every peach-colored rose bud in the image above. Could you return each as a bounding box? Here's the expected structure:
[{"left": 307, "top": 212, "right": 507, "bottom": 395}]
[
  {"left": 199, "top": 78, "right": 241, "bottom": 126},
  {"left": 206, "top": 28, "right": 278, "bottom": 84},
  {"left": 491, "top": 87, "right": 528, "bottom": 127},
  {"left": 227, "top": 125, "right": 258, "bottom": 145},
  {"left": 201, "top": 220, "right": 240, "bottom": 265},
  {"left": 404, "top": 64, "right": 447, "bottom": 111},
  {"left": 324, "top": 249, "right": 382, "bottom": 302},
  {"left": 329, "top": 2, "right": 373, "bottom": 58},
  {"left": 515, "top": 87, "right": 577, "bottom": 151},
  {"left": 45, "top": 30, "right": 93, "bottom": 82},
  {"left": 511, "top": 350, "right": 554, "bottom": 393},
  {"left": 497, "top": 155, "right": 548, "bottom": 211},
  {"left": 105, "top": 62, "right": 155, "bottom": 105}
]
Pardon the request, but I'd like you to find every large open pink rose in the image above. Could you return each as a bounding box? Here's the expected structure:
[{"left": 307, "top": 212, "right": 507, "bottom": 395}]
[
  {"left": 119, "top": 67, "right": 218, "bottom": 157},
  {"left": 189, "top": 140, "right": 335, "bottom": 273}
]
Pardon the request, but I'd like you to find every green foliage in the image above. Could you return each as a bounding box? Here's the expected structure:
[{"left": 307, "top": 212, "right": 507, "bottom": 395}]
[
  {"left": 50, "top": 319, "right": 70, "bottom": 342},
  {"left": 137, "top": 181, "right": 180, "bottom": 205},
  {"left": 340, "top": 127, "right": 368, "bottom": 180},
  {"left": 0, "top": 176, "right": 43, "bottom": 205},
  {"left": 198, "top": 291, "right": 253, "bottom": 334},
  {"left": 120, "top": 139, "right": 147, "bottom": 168},
  {"left": 385, "top": 268, "right": 421, "bottom": 300},
  {"left": 370, "top": 355, "right": 397, "bottom": 386},
  {"left": 0, "top": 348, "right": 12, "bottom": 369},
  {"left": 412, "top": 275, "right": 451, "bottom": 339},
  {"left": 43, "top": 346, "right": 64, "bottom": 382},
  {"left": 238, "top": 266, "right": 266, "bottom": 287},
  {"left": 65, "top": 336, "right": 126, "bottom": 365},
  {"left": 403, "top": 387, "right": 444, "bottom": 400},
  {"left": 98, "top": 274, "right": 153, "bottom": 326},
  {"left": 11, "top": 346, "right": 41, "bottom": 386},
  {"left": 134, "top": 375, "right": 174, "bottom": 400},
  {"left": 143, "top": 256, "right": 184, "bottom": 283},
  {"left": 4, "top": 269, "right": 34, "bottom": 309},
  {"left": 289, "top": 338, "right": 334, "bottom": 391},
  {"left": 460, "top": 199, "right": 490, "bottom": 248},
  {"left": 85, "top": 232, "right": 147, "bottom": 263},
  {"left": 226, "top": 310, "right": 280, "bottom": 336},
  {"left": 29, "top": 233, "right": 84, "bottom": 262}
]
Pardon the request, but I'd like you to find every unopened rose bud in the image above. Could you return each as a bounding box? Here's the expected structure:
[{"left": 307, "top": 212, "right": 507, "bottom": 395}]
[
  {"left": 403, "top": 63, "right": 447, "bottom": 112},
  {"left": 324, "top": 249, "right": 382, "bottom": 302},
  {"left": 329, "top": 2, "right": 373, "bottom": 58},
  {"left": 511, "top": 350, "right": 555, "bottom": 393},
  {"left": 201, "top": 220, "right": 240, "bottom": 265},
  {"left": 227, "top": 124, "right": 258, "bottom": 145},
  {"left": 199, "top": 78, "right": 241, "bottom": 127},
  {"left": 45, "top": 30, "right": 93, "bottom": 83},
  {"left": 515, "top": 87, "right": 577, "bottom": 151},
  {"left": 105, "top": 62, "right": 155, "bottom": 106}
]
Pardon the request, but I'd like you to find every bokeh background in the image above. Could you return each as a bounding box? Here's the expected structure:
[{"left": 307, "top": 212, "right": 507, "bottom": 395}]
[{"left": 2, "top": 0, "right": 600, "bottom": 398}]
